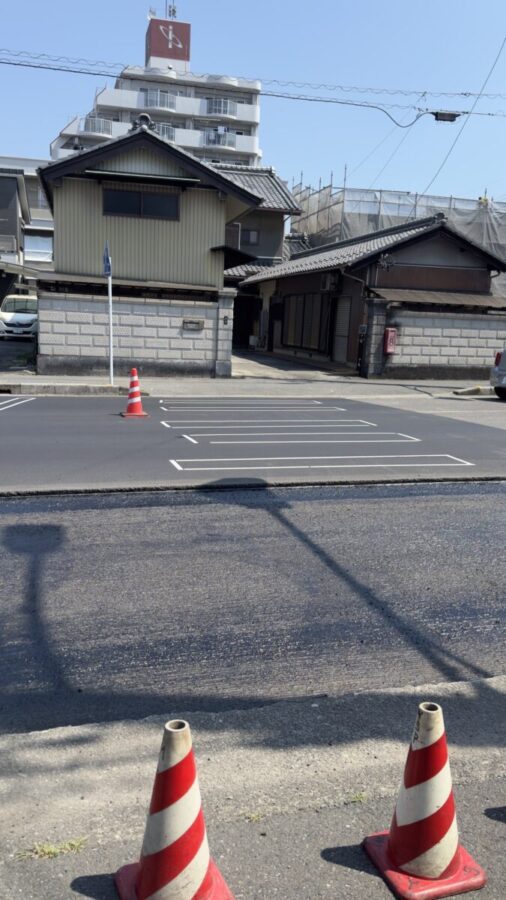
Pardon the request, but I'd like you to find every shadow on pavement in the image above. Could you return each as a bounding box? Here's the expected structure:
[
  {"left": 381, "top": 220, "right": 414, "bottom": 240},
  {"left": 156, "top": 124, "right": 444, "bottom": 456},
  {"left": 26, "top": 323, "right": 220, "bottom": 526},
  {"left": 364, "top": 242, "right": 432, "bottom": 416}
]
[
  {"left": 70, "top": 873, "right": 117, "bottom": 898},
  {"left": 484, "top": 806, "right": 506, "bottom": 823},
  {"left": 1, "top": 482, "right": 504, "bottom": 748},
  {"left": 321, "top": 842, "right": 380, "bottom": 877}
]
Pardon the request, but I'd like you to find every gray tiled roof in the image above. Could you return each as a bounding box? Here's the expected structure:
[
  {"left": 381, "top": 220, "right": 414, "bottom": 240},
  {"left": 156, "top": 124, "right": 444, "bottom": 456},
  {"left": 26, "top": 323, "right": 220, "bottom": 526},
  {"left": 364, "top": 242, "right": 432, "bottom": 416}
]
[
  {"left": 212, "top": 164, "right": 301, "bottom": 213},
  {"left": 224, "top": 263, "right": 270, "bottom": 279},
  {"left": 242, "top": 216, "right": 449, "bottom": 285},
  {"left": 374, "top": 288, "right": 506, "bottom": 310}
]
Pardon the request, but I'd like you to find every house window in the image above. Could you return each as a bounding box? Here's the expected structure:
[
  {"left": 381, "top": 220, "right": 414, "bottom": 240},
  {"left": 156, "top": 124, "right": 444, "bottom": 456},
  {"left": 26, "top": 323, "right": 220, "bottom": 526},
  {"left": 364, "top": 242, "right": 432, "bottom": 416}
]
[
  {"left": 242, "top": 228, "right": 259, "bottom": 246},
  {"left": 103, "top": 189, "right": 179, "bottom": 220},
  {"left": 282, "top": 293, "right": 331, "bottom": 354},
  {"left": 24, "top": 234, "right": 53, "bottom": 262}
]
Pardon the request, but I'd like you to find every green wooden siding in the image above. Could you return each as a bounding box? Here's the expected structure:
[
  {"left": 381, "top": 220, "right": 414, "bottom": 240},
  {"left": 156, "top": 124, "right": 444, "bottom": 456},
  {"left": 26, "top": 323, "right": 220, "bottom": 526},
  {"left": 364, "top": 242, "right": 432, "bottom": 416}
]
[{"left": 53, "top": 177, "right": 225, "bottom": 287}]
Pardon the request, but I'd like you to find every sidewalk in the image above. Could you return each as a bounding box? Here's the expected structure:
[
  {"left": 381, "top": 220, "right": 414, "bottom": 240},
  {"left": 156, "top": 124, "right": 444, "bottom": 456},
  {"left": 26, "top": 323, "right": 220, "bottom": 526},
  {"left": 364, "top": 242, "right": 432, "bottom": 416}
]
[
  {"left": 1, "top": 676, "right": 504, "bottom": 899},
  {"left": 0, "top": 351, "right": 489, "bottom": 399}
]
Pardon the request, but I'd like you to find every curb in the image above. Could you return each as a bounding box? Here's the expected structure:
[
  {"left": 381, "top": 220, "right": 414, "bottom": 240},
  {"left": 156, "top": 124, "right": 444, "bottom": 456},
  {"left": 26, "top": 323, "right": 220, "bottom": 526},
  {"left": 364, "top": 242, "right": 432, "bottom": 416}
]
[
  {"left": 0, "top": 475, "right": 505, "bottom": 499},
  {"left": 452, "top": 385, "right": 494, "bottom": 396},
  {"left": 0, "top": 382, "right": 132, "bottom": 396}
]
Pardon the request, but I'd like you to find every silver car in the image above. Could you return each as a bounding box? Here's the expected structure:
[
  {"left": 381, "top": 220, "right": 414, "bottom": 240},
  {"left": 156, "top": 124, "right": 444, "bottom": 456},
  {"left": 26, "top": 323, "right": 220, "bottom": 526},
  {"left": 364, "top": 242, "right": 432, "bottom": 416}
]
[
  {"left": 490, "top": 349, "right": 506, "bottom": 400},
  {"left": 0, "top": 295, "right": 38, "bottom": 339}
]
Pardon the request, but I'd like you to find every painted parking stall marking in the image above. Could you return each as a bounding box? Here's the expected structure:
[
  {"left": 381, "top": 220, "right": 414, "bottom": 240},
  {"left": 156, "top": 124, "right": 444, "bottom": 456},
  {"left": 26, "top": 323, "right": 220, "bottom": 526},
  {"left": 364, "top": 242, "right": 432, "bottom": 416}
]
[
  {"left": 0, "top": 396, "right": 36, "bottom": 412},
  {"left": 158, "top": 399, "right": 474, "bottom": 476},
  {"left": 169, "top": 454, "right": 473, "bottom": 473}
]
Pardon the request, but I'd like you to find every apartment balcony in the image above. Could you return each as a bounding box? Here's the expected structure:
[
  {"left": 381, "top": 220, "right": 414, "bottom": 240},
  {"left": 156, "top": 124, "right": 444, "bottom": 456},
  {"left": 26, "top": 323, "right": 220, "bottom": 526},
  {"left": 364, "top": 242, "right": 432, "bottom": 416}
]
[
  {"left": 158, "top": 123, "right": 175, "bottom": 141},
  {"left": 204, "top": 131, "right": 237, "bottom": 148},
  {"left": 80, "top": 116, "right": 113, "bottom": 136},
  {"left": 51, "top": 117, "right": 260, "bottom": 160},
  {"left": 142, "top": 90, "right": 177, "bottom": 112},
  {"left": 96, "top": 87, "right": 260, "bottom": 123},
  {"left": 58, "top": 116, "right": 129, "bottom": 142}
]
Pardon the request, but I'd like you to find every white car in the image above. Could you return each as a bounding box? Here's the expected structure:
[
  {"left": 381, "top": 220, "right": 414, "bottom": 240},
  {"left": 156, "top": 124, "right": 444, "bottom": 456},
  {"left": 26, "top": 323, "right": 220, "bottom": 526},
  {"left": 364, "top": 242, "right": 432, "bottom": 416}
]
[
  {"left": 490, "top": 349, "right": 506, "bottom": 400},
  {"left": 0, "top": 295, "right": 38, "bottom": 339}
]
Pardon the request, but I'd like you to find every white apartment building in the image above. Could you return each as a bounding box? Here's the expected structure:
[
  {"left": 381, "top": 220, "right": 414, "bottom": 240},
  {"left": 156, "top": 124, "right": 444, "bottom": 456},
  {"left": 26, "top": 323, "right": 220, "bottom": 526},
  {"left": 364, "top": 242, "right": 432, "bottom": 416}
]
[{"left": 50, "top": 15, "right": 262, "bottom": 166}]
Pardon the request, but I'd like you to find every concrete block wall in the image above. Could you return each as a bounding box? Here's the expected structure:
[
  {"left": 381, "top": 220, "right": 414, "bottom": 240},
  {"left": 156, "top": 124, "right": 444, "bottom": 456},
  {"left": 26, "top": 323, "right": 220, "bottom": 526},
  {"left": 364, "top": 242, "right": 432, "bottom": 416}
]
[
  {"left": 384, "top": 310, "right": 506, "bottom": 375},
  {"left": 37, "top": 290, "right": 236, "bottom": 376}
]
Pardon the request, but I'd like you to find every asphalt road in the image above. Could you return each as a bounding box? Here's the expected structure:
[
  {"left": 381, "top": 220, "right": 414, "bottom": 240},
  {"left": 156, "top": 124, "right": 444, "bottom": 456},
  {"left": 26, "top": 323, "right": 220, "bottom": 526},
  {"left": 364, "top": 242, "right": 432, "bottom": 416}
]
[
  {"left": 1, "top": 395, "right": 506, "bottom": 491},
  {"left": 1, "top": 481, "right": 504, "bottom": 734}
]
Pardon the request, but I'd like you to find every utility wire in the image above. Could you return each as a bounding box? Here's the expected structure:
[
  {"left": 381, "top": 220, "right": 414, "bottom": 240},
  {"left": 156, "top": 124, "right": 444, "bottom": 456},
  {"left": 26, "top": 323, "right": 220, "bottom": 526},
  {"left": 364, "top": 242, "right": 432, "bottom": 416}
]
[
  {"left": 3, "top": 55, "right": 506, "bottom": 126},
  {"left": 349, "top": 93, "right": 426, "bottom": 183},
  {"left": 419, "top": 35, "right": 506, "bottom": 196},
  {"left": 0, "top": 57, "right": 444, "bottom": 126},
  {"left": 3, "top": 47, "right": 506, "bottom": 99}
]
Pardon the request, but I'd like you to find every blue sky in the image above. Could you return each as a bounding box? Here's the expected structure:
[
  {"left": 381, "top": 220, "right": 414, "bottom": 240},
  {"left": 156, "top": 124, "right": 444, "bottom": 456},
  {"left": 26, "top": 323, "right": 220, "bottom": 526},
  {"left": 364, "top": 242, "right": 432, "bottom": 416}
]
[{"left": 3, "top": 0, "right": 506, "bottom": 199}]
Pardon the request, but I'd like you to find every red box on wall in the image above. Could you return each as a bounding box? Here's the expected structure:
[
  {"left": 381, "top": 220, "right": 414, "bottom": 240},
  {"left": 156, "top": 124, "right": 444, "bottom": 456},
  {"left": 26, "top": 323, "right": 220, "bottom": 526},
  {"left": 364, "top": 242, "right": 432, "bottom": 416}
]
[{"left": 384, "top": 327, "right": 397, "bottom": 354}]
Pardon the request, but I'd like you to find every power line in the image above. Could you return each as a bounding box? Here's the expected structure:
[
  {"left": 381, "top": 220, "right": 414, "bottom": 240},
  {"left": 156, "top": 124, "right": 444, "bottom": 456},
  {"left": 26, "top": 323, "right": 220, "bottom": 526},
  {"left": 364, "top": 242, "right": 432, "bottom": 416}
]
[
  {"left": 3, "top": 47, "right": 506, "bottom": 100},
  {"left": 419, "top": 35, "right": 506, "bottom": 196},
  {"left": 3, "top": 54, "right": 506, "bottom": 128},
  {"left": 0, "top": 57, "right": 450, "bottom": 127}
]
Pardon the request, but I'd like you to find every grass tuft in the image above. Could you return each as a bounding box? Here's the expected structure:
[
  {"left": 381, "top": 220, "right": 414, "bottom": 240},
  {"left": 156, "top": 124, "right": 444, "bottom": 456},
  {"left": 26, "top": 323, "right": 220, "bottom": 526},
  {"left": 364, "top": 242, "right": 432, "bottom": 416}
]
[
  {"left": 346, "top": 791, "right": 367, "bottom": 805},
  {"left": 16, "top": 837, "right": 88, "bottom": 860}
]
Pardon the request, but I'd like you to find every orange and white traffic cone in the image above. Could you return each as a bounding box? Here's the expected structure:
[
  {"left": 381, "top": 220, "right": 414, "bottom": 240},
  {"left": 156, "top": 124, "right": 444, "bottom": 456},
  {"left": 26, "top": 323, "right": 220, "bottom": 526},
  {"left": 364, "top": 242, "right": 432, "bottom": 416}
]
[
  {"left": 115, "top": 719, "right": 233, "bottom": 900},
  {"left": 363, "top": 701, "right": 486, "bottom": 899},
  {"left": 121, "top": 368, "right": 148, "bottom": 418}
]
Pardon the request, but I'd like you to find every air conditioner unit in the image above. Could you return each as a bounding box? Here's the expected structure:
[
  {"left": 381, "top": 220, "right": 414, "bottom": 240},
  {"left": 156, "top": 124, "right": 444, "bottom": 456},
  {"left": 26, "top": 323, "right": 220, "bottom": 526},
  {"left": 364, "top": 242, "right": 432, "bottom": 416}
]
[{"left": 321, "top": 272, "right": 338, "bottom": 291}]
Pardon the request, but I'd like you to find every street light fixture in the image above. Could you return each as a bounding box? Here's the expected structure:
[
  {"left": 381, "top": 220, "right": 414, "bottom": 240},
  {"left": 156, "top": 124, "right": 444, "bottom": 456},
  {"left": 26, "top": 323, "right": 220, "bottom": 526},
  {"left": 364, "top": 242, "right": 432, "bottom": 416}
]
[{"left": 431, "top": 111, "right": 462, "bottom": 122}]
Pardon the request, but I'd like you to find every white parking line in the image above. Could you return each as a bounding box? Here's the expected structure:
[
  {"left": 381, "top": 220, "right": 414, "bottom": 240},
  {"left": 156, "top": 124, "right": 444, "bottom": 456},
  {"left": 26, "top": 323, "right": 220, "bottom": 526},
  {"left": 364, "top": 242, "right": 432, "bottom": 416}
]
[
  {"left": 160, "top": 406, "right": 345, "bottom": 412},
  {"left": 161, "top": 421, "right": 172, "bottom": 428},
  {"left": 161, "top": 399, "right": 327, "bottom": 404},
  {"left": 209, "top": 435, "right": 420, "bottom": 445},
  {"left": 0, "top": 397, "right": 36, "bottom": 412},
  {"left": 182, "top": 434, "right": 198, "bottom": 444},
  {"left": 169, "top": 454, "right": 473, "bottom": 473},
  {"left": 177, "top": 422, "right": 377, "bottom": 434},
  {"left": 164, "top": 418, "right": 373, "bottom": 425}
]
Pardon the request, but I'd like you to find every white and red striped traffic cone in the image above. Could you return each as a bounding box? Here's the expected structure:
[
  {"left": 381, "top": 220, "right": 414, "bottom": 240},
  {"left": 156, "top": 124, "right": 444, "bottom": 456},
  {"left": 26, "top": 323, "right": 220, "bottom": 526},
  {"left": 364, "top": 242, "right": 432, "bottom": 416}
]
[
  {"left": 115, "top": 719, "right": 233, "bottom": 900},
  {"left": 363, "top": 701, "right": 486, "bottom": 899},
  {"left": 121, "top": 368, "right": 148, "bottom": 418}
]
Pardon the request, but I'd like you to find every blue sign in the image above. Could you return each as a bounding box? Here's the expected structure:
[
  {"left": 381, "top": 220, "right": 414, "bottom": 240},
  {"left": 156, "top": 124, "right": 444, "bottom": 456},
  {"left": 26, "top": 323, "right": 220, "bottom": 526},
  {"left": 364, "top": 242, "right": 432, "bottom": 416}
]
[{"left": 103, "top": 242, "right": 112, "bottom": 277}]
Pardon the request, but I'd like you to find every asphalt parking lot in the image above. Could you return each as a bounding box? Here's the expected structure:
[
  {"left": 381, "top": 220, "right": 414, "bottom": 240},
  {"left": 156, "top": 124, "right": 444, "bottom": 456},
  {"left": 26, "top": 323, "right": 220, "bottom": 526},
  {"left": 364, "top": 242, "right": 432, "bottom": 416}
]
[
  {"left": 157, "top": 398, "right": 474, "bottom": 476},
  {"left": 1, "top": 394, "right": 506, "bottom": 492}
]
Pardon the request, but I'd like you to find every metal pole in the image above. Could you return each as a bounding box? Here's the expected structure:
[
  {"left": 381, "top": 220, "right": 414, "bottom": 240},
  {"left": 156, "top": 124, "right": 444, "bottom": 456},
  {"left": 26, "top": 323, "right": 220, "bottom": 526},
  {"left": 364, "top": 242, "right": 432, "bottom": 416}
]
[{"left": 108, "top": 272, "right": 114, "bottom": 386}]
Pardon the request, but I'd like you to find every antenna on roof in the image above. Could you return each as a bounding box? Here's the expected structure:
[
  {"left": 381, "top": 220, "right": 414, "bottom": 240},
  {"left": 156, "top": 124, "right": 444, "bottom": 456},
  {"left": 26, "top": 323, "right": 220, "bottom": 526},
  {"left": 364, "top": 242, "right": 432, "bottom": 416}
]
[{"left": 166, "top": 2, "right": 177, "bottom": 17}]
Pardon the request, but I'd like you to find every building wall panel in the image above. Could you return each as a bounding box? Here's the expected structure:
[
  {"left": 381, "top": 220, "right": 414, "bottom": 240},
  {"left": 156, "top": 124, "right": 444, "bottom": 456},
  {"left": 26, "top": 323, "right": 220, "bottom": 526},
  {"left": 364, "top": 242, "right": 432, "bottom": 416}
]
[
  {"left": 95, "top": 147, "right": 188, "bottom": 177},
  {"left": 53, "top": 178, "right": 225, "bottom": 287}
]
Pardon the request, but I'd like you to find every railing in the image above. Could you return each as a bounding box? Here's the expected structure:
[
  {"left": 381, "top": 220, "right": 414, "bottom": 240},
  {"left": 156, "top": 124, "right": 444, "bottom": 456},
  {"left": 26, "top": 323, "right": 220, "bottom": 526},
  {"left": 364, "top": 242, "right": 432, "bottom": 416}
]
[
  {"left": 143, "top": 90, "right": 176, "bottom": 111},
  {"left": 0, "top": 236, "right": 17, "bottom": 253},
  {"left": 158, "top": 123, "right": 176, "bottom": 141},
  {"left": 24, "top": 248, "right": 53, "bottom": 262},
  {"left": 204, "top": 131, "right": 236, "bottom": 148},
  {"left": 81, "top": 116, "right": 113, "bottom": 135},
  {"left": 206, "top": 98, "right": 238, "bottom": 117}
]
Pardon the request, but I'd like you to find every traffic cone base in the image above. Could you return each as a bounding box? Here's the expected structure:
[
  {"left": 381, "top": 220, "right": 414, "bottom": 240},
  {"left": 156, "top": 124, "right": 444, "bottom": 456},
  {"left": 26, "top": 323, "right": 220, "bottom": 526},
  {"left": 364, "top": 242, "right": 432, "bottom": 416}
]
[
  {"left": 114, "top": 863, "right": 138, "bottom": 900},
  {"left": 121, "top": 411, "right": 149, "bottom": 418},
  {"left": 115, "top": 857, "right": 233, "bottom": 900},
  {"left": 363, "top": 832, "right": 487, "bottom": 900}
]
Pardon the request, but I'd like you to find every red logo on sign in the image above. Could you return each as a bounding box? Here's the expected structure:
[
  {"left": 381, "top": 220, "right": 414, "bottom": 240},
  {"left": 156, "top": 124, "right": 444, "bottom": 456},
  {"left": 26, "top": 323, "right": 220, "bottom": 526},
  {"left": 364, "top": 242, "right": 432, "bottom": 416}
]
[{"left": 146, "top": 19, "right": 191, "bottom": 62}]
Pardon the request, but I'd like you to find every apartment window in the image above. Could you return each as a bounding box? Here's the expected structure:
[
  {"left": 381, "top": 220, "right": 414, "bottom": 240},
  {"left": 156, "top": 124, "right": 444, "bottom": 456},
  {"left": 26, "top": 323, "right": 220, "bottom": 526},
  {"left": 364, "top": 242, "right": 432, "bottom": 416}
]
[
  {"left": 242, "top": 228, "right": 259, "bottom": 246},
  {"left": 26, "top": 183, "right": 48, "bottom": 210},
  {"left": 24, "top": 234, "right": 53, "bottom": 262},
  {"left": 103, "top": 189, "right": 179, "bottom": 220},
  {"left": 282, "top": 293, "right": 331, "bottom": 354}
]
